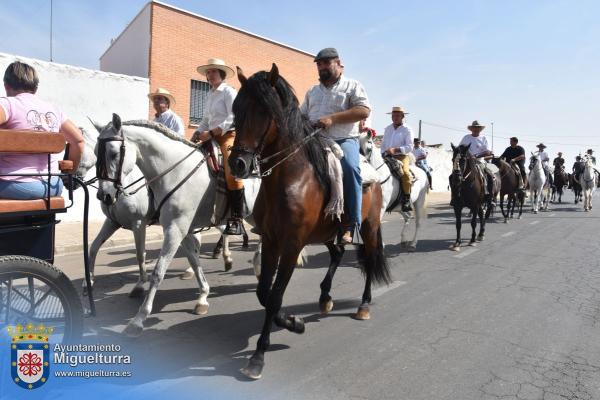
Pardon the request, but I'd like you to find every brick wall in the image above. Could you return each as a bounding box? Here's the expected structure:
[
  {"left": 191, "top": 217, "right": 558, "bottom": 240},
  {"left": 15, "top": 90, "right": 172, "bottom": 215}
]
[{"left": 149, "top": 3, "right": 317, "bottom": 137}]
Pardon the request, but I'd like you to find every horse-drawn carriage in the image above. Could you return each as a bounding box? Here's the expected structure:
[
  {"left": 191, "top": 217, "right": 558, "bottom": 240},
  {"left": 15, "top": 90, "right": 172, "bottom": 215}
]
[{"left": 0, "top": 129, "right": 95, "bottom": 343}]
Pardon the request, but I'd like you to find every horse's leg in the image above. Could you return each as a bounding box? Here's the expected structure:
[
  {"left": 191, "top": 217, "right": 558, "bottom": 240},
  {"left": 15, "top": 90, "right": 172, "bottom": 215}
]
[
  {"left": 407, "top": 198, "right": 423, "bottom": 251},
  {"left": 83, "top": 218, "right": 120, "bottom": 294},
  {"left": 123, "top": 224, "right": 185, "bottom": 337},
  {"left": 469, "top": 208, "right": 478, "bottom": 245},
  {"left": 180, "top": 234, "right": 210, "bottom": 315},
  {"left": 319, "top": 241, "right": 345, "bottom": 314},
  {"left": 242, "top": 245, "right": 298, "bottom": 380},
  {"left": 241, "top": 223, "right": 249, "bottom": 249},
  {"left": 221, "top": 233, "right": 233, "bottom": 271},
  {"left": 477, "top": 206, "right": 485, "bottom": 241},
  {"left": 451, "top": 206, "right": 462, "bottom": 250},
  {"left": 212, "top": 235, "right": 224, "bottom": 259},
  {"left": 252, "top": 239, "right": 262, "bottom": 279},
  {"left": 129, "top": 221, "right": 148, "bottom": 298},
  {"left": 500, "top": 193, "right": 507, "bottom": 222},
  {"left": 399, "top": 213, "right": 410, "bottom": 248}
]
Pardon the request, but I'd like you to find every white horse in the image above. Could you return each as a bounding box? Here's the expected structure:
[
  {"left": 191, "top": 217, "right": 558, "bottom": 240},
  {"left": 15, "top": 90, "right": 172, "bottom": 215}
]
[
  {"left": 93, "top": 115, "right": 261, "bottom": 337},
  {"left": 528, "top": 153, "right": 549, "bottom": 213},
  {"left": 579, "top": 155, "right": 597, "bottom": 211},
  {"left": 358, "top": 132, "right": 428, "bottom": 251}
]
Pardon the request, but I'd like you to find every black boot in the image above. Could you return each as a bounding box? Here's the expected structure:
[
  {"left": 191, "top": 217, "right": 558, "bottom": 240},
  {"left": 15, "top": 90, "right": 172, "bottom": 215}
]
[
  {"left": 225, "top": 188, "right": 245, "bottom": 235},
  {"left": 401, "top": 192, "right": 412, "bottom": 212}
]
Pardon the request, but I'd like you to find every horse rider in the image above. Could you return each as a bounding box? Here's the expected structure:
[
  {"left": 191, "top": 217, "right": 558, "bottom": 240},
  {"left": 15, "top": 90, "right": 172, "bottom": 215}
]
[
  {"left": 534, "top": 143, "right": 553, "bottom": 187},
  {"left": 586, "top": 148, "right": 596, "bottom": 165},
  {"left": 500, "top": 136, "right": 527, "bottom": 190},
  {"left": 553, "top": 152, "right": 565, "bottom": 171},
  {"left": 413, "top": 138, "right": 433, "bottom": 190},
  {"left": 148, "top": 87, "right": 185, "bottom": 136},
  {"left": 380, "top": 106, "right": 414, "bottom": 212},
  {"left": 458, "top": 120, "right": 496, "bottom": 204},
  {"left": 191, "top": 58, "right": 244, "bottom": 235},
  {"left": 300, "top": 47, "right": 371, "bottom": 245},
  {"left": 573, "top": 155, "right": 584, "bottom": 181}
]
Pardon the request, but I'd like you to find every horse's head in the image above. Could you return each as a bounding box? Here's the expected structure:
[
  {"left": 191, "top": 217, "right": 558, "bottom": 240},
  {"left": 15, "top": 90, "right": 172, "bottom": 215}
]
[
  {"left": 93, "top": 113, "right": 137, "bottom": 205},
  {"left": 529, "top": 152, "right": 540, "bottom": 170},
  {"left": 229, "top": 63, "right": 298, "bottom": 179},
  {"left": 359, "top": 130, "right": 375, "bottom": 161}
]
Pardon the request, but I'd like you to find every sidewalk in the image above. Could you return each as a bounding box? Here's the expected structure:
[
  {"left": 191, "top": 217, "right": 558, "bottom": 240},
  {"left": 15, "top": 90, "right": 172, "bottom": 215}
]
[{"left": 54, "top": 191, "right": 451, "bottom": 255}]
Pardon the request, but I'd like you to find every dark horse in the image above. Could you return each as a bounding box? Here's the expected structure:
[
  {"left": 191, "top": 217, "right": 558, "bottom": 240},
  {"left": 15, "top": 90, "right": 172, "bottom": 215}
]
[
  {"left": 229, "top": 64, "right": 391, "bottom": 379},
  {"left": 551, "top": 166, "right": 568, "bottom": 203},
  {"left": 491, "top": 158, "right": 525, "bottom": 222},
  {"left": 449, "top": 144, "right": 497, "bottom": 250}
]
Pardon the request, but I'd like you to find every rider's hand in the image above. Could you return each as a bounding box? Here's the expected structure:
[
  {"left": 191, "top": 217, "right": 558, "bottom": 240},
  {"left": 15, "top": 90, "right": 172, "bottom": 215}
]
[
  {"left": 191, "top": 130, "right": 211, "bottom": 143},
  {"left": 315, "top": 116, "right": 334, "bottom": 129}
]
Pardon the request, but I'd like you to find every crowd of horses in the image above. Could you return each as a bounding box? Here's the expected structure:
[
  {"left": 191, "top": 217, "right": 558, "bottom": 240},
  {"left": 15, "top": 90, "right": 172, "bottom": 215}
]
[{"left": 76, "top": 64, "right": 597, "bottom": 379}]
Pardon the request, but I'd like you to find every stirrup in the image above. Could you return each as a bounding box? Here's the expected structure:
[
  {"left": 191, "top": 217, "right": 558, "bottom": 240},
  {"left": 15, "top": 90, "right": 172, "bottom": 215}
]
[{"left": 224, "top": 218, "right": 243, "bottom": 235}]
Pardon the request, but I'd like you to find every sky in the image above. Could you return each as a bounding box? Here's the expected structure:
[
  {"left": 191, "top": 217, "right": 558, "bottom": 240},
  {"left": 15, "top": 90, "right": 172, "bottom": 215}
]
[{"left": 1, "top": 0, "right": 599, "bottom": 164}]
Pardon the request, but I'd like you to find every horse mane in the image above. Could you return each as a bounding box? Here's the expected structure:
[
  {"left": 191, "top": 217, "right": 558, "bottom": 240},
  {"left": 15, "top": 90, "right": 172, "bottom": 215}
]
[
  {"left": 234, "top": 71, "right": 331, "bottom": 192},
  {"left": 123, "top": 120, "right": 197, "bottom": 148}
]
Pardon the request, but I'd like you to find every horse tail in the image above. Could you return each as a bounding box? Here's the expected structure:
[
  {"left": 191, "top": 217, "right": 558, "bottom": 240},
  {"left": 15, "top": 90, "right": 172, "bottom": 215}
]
[{"left": 358, "top": 227, "right": 392, "bottom": 285}]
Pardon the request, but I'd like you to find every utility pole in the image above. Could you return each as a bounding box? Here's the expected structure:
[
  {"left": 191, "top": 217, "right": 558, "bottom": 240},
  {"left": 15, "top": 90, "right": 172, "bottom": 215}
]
[
  {"left": 418, "top": 119, "right": 422, "bottom": 140},
  {"left": 50, "top": 0, "right": 53, "bottom": 62}
]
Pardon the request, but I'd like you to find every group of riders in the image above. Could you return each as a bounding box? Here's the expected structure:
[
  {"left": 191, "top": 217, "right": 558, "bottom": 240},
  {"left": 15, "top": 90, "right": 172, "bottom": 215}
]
[{"left": 0, "top": 50, "right": 595, "bottom": 246}]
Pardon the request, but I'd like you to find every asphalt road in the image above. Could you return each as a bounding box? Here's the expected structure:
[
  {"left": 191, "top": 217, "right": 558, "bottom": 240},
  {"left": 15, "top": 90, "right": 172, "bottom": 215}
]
[{"left": 52, "top": 191, "right": 600, "bottom": 400}]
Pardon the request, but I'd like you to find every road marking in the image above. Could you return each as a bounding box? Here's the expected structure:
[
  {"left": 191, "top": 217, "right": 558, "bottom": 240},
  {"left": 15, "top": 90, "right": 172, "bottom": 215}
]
[
  {"left": 372, "top": 280, "right": 407, "bottom": 298},
  {"left": 501, "top": 231, "right": 516, "bottom": 237},
  {"left": 453, "top": 247, "right": 479, "bottom": 258},
  {"left": 529, "top": 220, "right": 540, "bottom": 225}
]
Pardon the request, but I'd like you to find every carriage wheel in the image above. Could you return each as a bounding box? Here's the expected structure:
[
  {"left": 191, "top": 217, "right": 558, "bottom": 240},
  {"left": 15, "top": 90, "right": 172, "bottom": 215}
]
[{"left": 0, "top": 256, "right": 83, "bottom": 343}]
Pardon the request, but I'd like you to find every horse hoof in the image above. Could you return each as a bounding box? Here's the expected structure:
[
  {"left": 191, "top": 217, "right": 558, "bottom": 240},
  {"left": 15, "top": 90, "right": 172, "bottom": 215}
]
[
  {"left": 469, "top": 242, "right": 477, "bottom": 247},
  {"left": 193, "top": 303, "right": 209, "bottom": 315},
  {"left": 290, "top": 315, "right": 305, "bottom": 334},
  {"left": 450, "top": 245, "right": 460, "bottom": 252},
  {"left": 212, "top": 250, "right": 222, "bottom": 259},
  {"left": 518, "top": 216, "right": 522, "bottom": 220},
  {"left": 353, "top": 306, "right": 371, "bottom": 320},
  {"left": 407, "top": 245, "right": 416, "bottom": 253},
  {"left": 224, "top": 261, "right": 233, "bottom": 272},
  {"left": 179, "top": 268, "right": 195, "bottom": 280},
  {"left": 123, "top": 322, "right": 143, "bottom": 338},
  {"left": 128, "top": 286, "right": 145, "bottom": 298},
  {"left": 240, "top": 358, "right": 264, "bottom": 380},
  {"left": 477, "top": 235, "right": 485, "bottom": 242},
  {"left": 320, "top": 299, "right": 334, "bottom": 315}
]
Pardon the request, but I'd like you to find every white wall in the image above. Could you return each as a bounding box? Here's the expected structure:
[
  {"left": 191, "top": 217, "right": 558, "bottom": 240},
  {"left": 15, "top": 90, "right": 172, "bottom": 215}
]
[
  {"left": 426, "top": 147, "right": 453, "bottom": 192},
  {"left": 0, "top": 52, "right": 149, "bottom": 222},
  {"left": 99, "top": 3, "right": 151, "bottom": 78}
]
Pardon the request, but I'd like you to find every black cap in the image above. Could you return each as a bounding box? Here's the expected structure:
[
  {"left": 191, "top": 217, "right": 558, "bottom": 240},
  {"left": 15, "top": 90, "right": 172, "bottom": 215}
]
[{"left": 314, "top": 48, "right": 339, "bottom": 62}]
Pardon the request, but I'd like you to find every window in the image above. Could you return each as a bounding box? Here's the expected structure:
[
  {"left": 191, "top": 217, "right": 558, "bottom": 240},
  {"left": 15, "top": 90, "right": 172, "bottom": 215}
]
[{"left": 189, "top": 79, "right": 210, "bottom": 124}]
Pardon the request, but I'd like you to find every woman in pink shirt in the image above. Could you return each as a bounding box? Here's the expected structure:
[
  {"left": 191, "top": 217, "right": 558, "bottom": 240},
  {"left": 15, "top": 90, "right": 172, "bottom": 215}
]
[{"left": 0, "top": 61, "right": 84, "bottom": 199}]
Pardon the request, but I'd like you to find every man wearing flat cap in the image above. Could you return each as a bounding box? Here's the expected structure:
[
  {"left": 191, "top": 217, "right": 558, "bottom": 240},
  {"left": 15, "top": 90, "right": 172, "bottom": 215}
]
[
  {"left": 381, "top": 106, "right": 414, "bottom": 211},
  {"left": 148, "top": 87, "right": 185, "bottom": 136},
  {"left": 300, "top": 47, "right": 370, "bottom": 245}
]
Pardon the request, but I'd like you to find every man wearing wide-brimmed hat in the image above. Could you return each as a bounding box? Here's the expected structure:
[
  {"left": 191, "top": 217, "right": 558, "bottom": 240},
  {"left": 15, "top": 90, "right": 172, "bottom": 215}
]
[
  {"left": 148, "top": 87, "right": 185, "bottom": 136},
  {"left": 381, "top": 106, "right": 414, "bottom": 211},
  {"left": 535, "top": 143, "right": 553, "bottom": 186},
  {"left": 586, "top": 148, "right": 596, "bottom": 165},
  {"left": 191, "top": 58, "right": 244, "bottom": 236},
  {"left": 458, "top": 120, "right": 498, "bottom": 202},
  {"left": 300, "top": 47, "right": 371, "bottom": 244}
]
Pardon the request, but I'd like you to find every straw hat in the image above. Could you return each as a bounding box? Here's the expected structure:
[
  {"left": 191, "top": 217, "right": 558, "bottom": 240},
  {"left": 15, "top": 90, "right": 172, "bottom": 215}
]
[
  {"left": 468, "top": 120, "right": 485, "bottom": 130},
  {"left": 386, "top": 106, "right": 409, "bottom": 115},
  {"left": 148, "top": 87, "right": 175, "bottom": 106},
  {"left": 196, "top": 58, "right": 235, "bottom": 79},
  {"left": 536, "top": 143, "right": 547, "bottom": 149}
]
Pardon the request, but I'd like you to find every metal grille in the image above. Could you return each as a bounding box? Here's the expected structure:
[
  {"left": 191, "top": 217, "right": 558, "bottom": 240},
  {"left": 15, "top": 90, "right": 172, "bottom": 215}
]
[{"left": 189, "top": 80, "right": 210, "bottom": 125}]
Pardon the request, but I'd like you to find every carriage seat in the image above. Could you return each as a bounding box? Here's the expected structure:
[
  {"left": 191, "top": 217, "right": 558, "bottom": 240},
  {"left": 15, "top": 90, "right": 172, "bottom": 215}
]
[{"left": 0, "top": 129, "right": 68, "bottom": 213}]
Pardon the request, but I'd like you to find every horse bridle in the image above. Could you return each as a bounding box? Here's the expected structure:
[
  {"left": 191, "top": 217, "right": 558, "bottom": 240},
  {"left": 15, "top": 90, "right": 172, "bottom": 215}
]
[
  {"left": 96, "top": 132, "right": 126, "bottom": 189},
  {"left": 231, "top": 119, "right": 322, "bottom": 178}
]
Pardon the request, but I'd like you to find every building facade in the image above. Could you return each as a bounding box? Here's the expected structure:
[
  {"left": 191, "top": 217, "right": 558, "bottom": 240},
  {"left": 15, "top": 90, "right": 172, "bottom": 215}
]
[{"left": 100, "top": 1, "right": 316, "bottom": 137}]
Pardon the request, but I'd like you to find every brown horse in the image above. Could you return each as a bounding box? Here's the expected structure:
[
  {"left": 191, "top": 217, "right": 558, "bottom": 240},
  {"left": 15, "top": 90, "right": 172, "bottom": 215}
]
[
  {"left": 449, "top": 144, "right": 489, "bottom": 250},
  {"left": 552, "top": 166, "right": 568, "bottom": 203},
  {"left": 491, "top": 158, "right": 525, "bottom": 222},
  {"left": 229, "top": 64, "right": 391, "bottom": 379}
]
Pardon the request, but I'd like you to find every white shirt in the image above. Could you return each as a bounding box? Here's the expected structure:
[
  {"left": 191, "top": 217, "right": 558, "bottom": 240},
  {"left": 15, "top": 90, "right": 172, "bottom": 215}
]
[
  {"left": 380, "top": 124, "right": 414, "bottom": 155},
  {"left": 154, "top": 109, "right": 185, "bottom": 136},
  {"left": 538, "top": 150, "right": 550, "bottom": 164},
  {"left": 459, "top": 134, "right": 490, "bottom": 157},
  {"left": 300, "top": 75, "right": 370, "bottom": 140},
  {"left": 413, "top": 146, "right": 428, "bottom": 160},
  {"left": 197, "top": 83, "right": 237, "bottom": 132}
]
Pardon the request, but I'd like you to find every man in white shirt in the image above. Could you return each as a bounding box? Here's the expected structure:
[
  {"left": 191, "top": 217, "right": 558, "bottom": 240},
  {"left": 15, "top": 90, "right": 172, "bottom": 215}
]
[
  {"left": 380, "top": 106, "right": 414, "bottom": 211},
  {"left": 413, "top": 138, "right": 432, "bottom": 190},
  {"left": 191, "top": 58, "right": 243, "bottom": 236},
  {"left": 148, "top": 88, "right": 185, "bottom": 136},
  {"left": 535, "top": 143, "right": 553, "bottom": 187},
  {"left": 300, "top": 47, "right": 371, "bottom": 245},
  {"left": 458, "top": 120, "right": 496, "bottom": 201}
]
